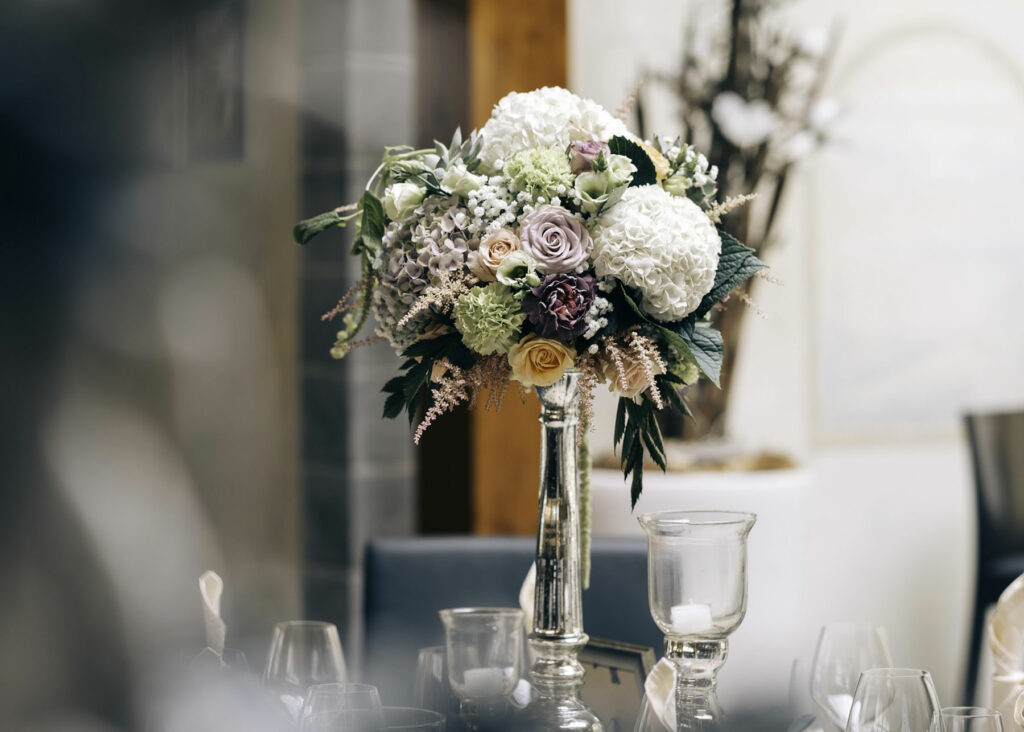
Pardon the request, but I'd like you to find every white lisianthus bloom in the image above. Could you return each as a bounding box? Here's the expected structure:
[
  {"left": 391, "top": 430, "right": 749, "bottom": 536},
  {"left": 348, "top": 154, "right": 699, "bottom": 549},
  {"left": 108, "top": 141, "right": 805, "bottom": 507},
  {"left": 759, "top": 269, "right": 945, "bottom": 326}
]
[
  {"left": 590, "top": 186, "right": 720, "bottom": 322},
  {"left": 478, "top": 87, "right": 630, "bottom": 172},
  {"left": 441, "top": 163, "right": 486, "bottom": 197},
  {"left": 382, "top": 181, "right": 425, "bottom": 220}
]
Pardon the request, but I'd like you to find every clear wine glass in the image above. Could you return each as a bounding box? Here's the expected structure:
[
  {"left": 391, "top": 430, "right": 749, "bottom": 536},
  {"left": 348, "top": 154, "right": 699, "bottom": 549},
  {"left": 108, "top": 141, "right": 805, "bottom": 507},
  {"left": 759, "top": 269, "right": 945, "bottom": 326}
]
[
  {"left": 940, "top": 707, "right": 1005, "bottom": 732},
  {"left": 439, "top": 607, "right": 523, "bottom": 730},
  {"left": 264, "top": 621, "right": 347, "bottom": 719},
  {"left": 845, "top": 668, "right": 940, "bottom": 732},
  {"left": 811, "top": 623, "right": 893, "bottom": 729},
  {"left": 301, "top": 709, "right": 384, "bottom": 732},
  {"left": 637, "top": 510, "right": 756, "bottom": 731}
]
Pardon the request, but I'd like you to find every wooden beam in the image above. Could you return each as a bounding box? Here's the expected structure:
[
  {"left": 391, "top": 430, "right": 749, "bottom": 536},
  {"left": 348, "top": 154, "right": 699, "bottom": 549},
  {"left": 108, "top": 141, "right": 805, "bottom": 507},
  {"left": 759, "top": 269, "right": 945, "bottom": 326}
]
[{"left": 467, "top": 0, "right": 567, "bottom": 535}]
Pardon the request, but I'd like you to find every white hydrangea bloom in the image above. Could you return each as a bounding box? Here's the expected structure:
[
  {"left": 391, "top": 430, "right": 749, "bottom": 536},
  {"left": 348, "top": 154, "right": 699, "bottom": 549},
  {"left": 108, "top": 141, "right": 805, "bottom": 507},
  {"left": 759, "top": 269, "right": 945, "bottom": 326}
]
[
  {"left": 478, "top": 87, "right": 630, "bottom": 172},
  {"left": 590, "top": 186, "right": 720, "bottom": 322}
]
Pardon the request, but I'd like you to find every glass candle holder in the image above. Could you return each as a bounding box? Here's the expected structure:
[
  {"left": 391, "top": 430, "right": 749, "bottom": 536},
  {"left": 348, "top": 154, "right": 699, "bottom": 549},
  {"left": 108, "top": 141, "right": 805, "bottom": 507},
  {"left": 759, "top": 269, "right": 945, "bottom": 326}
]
[
  {"left": 439, "top": 607, "right": 524, "bottom": 729},
  {"left": 638, "top": 510, "right": 756, "bottom": 730}
]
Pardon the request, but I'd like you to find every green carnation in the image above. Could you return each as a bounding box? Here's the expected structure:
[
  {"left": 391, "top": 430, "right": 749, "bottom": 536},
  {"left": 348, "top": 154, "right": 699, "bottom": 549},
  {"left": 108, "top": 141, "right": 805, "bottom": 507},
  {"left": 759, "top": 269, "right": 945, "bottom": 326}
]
[
  {"left": 453, "top": 283, "right": 527, "bottom": 355},
  {"left": 505, "top": 147, "right": 574, "bottom": 200}
]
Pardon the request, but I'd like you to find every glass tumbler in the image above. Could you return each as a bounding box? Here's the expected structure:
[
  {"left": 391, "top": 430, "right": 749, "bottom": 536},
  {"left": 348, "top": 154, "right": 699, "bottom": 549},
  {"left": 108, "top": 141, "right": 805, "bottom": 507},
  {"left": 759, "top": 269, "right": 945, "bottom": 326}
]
[
  {"left": 438, "top": 607, "right": 524, "bottom": 729},
  {"left": 940, "top": 707, "right": 1004, "bottom": 732}
]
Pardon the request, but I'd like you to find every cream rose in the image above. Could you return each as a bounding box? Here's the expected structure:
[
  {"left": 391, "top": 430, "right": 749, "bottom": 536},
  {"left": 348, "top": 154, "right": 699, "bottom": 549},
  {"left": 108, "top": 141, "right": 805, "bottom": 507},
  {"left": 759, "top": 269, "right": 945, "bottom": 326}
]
[
  {"left": 508, "top": 334, "right": 576, "bottom": 387},
  {"left": 467, "top": 229, "right": 521, "bottom": 281},
  {"left": 600, "top": 350, "right": 665, "bottom": 398}
]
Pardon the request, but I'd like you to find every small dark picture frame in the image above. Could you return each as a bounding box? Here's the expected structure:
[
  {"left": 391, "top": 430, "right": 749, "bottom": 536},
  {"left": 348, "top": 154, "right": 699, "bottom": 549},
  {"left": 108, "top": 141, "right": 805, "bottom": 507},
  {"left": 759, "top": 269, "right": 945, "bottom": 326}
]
[{"left": 580, "top": 638, "right": 657, "bottom": 732}]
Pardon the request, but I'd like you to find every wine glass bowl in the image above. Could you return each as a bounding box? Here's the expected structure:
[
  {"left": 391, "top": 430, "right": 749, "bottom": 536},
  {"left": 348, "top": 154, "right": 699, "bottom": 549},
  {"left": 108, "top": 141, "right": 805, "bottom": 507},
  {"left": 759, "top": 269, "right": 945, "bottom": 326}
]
[
  {"left": 264, "top": 621, "right": 347, "bottom": 719},
  {"left": 845, "top": 668, "right": 940, "bottom": 732},
  {"left": 810, "top": 623, "right": 893, "bottom": 729},
  {"left": 940, "top": 707, "right": 1005, "bottom": 732}
]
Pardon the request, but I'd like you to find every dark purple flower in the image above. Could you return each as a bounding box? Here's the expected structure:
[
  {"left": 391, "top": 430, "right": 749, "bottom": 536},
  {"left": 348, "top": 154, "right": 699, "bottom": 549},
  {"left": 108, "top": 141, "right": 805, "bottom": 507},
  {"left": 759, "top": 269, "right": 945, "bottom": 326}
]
[
  {"left": 568, "top": 140, "right": 611, "bottom": 174},
  {"left": 523, "top": 273, "right": 597, "bottom": 341}
]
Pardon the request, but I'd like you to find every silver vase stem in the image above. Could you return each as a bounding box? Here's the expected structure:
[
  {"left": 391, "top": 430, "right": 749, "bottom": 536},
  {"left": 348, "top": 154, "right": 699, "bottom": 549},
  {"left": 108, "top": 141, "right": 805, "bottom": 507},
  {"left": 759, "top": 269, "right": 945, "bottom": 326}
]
[{"left": 532, "top": 371, "right": 586, "bottom": 663}]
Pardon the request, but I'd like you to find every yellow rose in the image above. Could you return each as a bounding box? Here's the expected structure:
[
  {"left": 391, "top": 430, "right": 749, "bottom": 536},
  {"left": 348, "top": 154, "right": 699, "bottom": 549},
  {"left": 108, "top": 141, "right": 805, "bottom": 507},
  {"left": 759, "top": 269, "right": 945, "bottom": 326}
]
[
  {"left": 639, "top": 141, "right": 671, "bottom": 182},
  {"left": 508, "top": 334, "right": 576, "bottom": 387},
  {"left": 468, "top": 229, "right": 521, "bottom": 282}
]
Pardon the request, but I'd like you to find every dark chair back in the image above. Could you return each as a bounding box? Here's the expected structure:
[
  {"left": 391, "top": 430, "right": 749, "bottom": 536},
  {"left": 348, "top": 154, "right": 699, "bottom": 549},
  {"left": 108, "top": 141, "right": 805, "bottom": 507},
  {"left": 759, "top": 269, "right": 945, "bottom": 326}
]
[
  {"left": 362, "top": 536, "right": 658, "bottom": 704},
  {"left": 965, "top": 410, "right": 1024, "bottom": 561}
]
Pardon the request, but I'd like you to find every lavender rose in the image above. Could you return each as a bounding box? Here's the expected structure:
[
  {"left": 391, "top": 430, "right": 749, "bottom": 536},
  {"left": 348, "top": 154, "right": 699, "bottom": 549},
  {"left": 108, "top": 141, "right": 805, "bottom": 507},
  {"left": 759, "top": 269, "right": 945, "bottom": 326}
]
[
  {"left": 523, "top": 273, "right": 596, "bottom": 341},
  {"left": 568, "top": 140, "right": 611, "bottom": 174},
  {"left": 519, "top": 205, "right": 591, "bottom": 273}
]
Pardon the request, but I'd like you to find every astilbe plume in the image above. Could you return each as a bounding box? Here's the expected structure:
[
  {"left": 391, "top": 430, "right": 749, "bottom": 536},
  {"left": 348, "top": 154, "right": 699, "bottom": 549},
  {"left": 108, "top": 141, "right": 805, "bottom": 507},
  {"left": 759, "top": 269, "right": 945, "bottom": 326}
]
[
  {"left": 413, "top": 355, "right": 514, "bottom": 444},
  {"left": 322, "top": 279, "right": 364, "bottom": 321},
  {"left": 396, "top": 272, "right": 473, "bottom": 331},
  {"left": 628, "top": 331, "right": 667, "bottom": 409}
]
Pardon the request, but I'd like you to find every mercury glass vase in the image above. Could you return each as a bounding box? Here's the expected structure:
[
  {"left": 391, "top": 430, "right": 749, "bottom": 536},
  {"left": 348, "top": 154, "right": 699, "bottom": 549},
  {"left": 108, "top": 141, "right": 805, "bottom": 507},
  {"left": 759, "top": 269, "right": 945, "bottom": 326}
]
[
  {"left": 522, "top": 370, "right": 603, "bottom": 732},
  {"left": 637, "top": 511, "right": 756, "bottom": 731}
]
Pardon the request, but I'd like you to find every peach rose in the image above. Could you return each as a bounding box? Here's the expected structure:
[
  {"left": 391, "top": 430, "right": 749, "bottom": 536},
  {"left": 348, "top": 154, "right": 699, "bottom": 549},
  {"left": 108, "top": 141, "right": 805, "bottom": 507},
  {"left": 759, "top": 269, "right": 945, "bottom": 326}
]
[
  {"left": 468, "top": 229, "right": 521, "bottom": 282},
  {"left": 599, "top": 350, "right": 665, "bottom": 398},
  {"left": 508, "top": 334, "right": 576, "bottom": 387}
]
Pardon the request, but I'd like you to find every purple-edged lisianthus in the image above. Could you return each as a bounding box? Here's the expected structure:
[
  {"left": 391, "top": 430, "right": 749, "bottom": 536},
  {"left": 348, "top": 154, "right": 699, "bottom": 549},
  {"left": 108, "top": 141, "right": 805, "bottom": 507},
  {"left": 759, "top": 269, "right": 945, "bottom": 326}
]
[
  {"left": 523, "top": 273, "right": 597, "bottom": 341},
  {"left": 568, "top": 140, "right": 611, "bottom": 174}
]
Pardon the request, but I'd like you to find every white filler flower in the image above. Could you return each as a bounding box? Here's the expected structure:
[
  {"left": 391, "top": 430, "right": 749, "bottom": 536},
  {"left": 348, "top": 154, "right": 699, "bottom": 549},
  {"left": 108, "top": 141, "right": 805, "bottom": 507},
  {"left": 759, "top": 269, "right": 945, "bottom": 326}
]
[
  {"left": 478, "top": 87, "right": 629, "bottom": 171},
  {"left": 590, "top": 186, "right": 720, "bottom": 322}
]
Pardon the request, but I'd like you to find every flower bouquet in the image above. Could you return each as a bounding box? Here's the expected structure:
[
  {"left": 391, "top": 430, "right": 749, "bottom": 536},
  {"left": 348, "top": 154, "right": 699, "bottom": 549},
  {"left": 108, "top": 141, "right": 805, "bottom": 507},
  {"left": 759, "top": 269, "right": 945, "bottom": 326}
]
[{"left": 295, "top": 87, "right": 765, "bottom": 505}]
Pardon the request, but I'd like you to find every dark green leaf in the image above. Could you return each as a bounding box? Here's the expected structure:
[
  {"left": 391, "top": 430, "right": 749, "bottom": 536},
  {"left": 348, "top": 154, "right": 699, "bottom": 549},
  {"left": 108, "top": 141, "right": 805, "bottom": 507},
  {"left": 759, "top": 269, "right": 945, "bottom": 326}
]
[
  {"left": 679, "top": 322, "right": 724, "bottom": 386},
  {"left": 613, "top": 398, "right": 626, "bottom": 448},
  {"left": 353, "top": 190, "right": 385, "bottom": 256},
  {"left": 382, "top": 391, "right": 405, "bottom": 419},
  {"left": 293, "top": 209, "right": 350, "bottom": 245},
  {"left": 608, "top": 135, "right": 657, "bottom": 187},
  {"left": 630, "top": 461, "right": 644, "bottom": 509},
  {"left": 693, "top": 230, "right": 766, "bottom": 319}
]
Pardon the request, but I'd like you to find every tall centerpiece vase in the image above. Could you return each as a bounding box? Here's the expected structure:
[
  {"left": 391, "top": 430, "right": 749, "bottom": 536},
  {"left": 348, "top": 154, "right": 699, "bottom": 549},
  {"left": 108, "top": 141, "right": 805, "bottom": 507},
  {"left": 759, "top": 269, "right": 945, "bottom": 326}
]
[{"left": 521, "top": 370, "right": 603, "bottom": 732}]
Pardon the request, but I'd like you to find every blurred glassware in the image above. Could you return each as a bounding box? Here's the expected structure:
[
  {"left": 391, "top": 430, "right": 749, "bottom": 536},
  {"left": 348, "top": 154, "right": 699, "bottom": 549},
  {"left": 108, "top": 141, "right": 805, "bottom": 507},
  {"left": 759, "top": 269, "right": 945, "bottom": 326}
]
[
  {"left": 302, "top": 683, "right": 382, "bottom": 721},
  {"left": 439, "top": 607, "right": 523, "bottom": 730},
  {"left": 637, "top": 510, "right": 756, "bottom": 731},
  {"left": 264, "top": 621, "right": 348, "bottom": 719},
  {"left": 790, "top": 658, "right": 826, "bottom": 732},
  {"left": 811, "top": 624, "right": 893, "bottom": 729},
  {"left": 845, "top": 668, "right": 940, "bottom": 732},
  {"left": 381, "top": 706, "right": 445, "bottom": 731},
  {"left": 300, "top": 708, "right": 385, "bottom": 732},
  {"left": 413, "top": 646, "right": 455, "bottom": 719},
  {"left": 940, "top": 707, "right": 1005, "bottom": 732}
]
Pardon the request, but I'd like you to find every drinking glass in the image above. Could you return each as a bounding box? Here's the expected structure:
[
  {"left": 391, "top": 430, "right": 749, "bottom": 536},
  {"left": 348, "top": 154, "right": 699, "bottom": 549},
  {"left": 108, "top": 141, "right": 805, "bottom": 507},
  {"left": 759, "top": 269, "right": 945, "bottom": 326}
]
[
  {"left": 811, "top": 624, "right": 893, "bottom": 729},
  {"left": 845, "top": 668, "right": 940, "bottom": 732},
  {"left": 638, "top": 510, "right": 756, "bottom": 731},
  {"left": 439, "top": 607, "right": 524, "bottom": 729},
  {"left": 413, "top": 646, "right": 455, "bottom": 718},
  {"left": 940, "top": 707, "right": 1004, "bottom": 732},
  {"left": 302, "top": 683, "right": 382, "bottom": 721},
  {"left": 264, "top": 621, "right": 347, "bottom": 719},
  {"left": 381, "top": 706, "right": 446, "bottom": 731}
]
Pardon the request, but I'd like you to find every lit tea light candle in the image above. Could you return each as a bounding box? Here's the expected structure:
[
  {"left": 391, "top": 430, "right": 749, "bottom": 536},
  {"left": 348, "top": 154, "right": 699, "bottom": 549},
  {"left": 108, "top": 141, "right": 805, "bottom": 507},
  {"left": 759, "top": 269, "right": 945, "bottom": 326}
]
[
  {"left": 463, "top": 667, "right": 505, "bottom": 697},
  {"left": 670, "top": 603, "right": 713, "bottom": 635}
]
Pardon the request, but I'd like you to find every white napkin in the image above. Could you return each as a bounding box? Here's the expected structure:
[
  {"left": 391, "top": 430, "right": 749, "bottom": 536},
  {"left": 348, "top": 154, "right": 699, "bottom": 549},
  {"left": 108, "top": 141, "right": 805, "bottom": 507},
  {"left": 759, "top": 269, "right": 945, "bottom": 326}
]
[
  {"left": 1014, "top": 688, "right": 1024, "bottom": 729},
  {"left": 643, "top": 657, "right": 678, "bottom": 730},
  {"left": 519, "top": 563, "right": 536, "bottom": 632},
  {"left": 989, "top": 573, "right": 1024, "bottom": 722},
  {"left": 199, "top": 570, "right": 226, "bottom": 655}
]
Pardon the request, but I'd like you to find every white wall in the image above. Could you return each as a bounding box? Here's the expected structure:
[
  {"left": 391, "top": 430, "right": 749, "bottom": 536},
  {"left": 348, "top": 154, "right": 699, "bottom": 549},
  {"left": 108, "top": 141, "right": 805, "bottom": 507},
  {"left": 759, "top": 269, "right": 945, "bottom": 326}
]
[{"left": 571, "top": 0, "right": 1024, "bottom": 707}]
